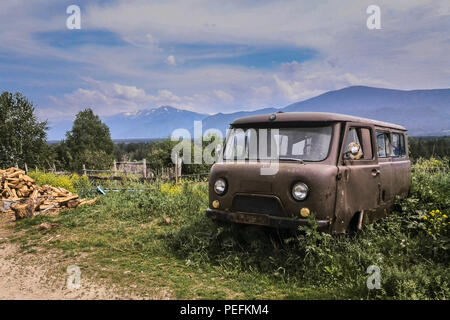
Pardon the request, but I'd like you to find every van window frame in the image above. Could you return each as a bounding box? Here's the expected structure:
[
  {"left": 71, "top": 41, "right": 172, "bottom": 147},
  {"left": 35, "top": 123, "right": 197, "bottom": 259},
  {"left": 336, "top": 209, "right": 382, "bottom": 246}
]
[
  {"left": 390, "top": 132, "right": 407, "bottom": 158},
  {"left": 375, "top": 130, "right": 392, "bottom": 159},
  {"left": 226, "top": 121, "right": 335, "bottom": 163},
  {"left": 340, "top": 122, "right": 377, "bottom": 166}
]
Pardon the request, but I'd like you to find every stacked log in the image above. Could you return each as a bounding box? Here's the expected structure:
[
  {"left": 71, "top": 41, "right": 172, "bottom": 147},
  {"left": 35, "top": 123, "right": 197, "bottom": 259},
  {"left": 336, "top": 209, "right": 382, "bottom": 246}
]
[{"left": 1, "top": 167, "right": 97, "bottom": 220}]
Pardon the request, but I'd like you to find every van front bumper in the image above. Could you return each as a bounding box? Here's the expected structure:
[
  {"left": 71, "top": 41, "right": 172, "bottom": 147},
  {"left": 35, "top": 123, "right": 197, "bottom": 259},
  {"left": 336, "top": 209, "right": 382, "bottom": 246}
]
[{"left": 206, "top": 208, "right": 330, "bottom": 229}]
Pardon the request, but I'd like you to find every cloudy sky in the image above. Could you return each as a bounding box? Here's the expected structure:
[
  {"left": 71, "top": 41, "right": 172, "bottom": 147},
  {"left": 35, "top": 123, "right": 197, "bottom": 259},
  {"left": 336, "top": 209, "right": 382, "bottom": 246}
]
[{"left": 0, "top": 0, "right": 448, "bottom": 122}]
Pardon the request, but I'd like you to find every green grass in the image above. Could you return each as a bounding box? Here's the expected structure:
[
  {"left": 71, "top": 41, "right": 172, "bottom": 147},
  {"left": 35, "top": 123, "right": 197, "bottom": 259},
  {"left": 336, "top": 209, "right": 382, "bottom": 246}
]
[{"left": 11, "top": 159, "right": 449, "bottom": 299}]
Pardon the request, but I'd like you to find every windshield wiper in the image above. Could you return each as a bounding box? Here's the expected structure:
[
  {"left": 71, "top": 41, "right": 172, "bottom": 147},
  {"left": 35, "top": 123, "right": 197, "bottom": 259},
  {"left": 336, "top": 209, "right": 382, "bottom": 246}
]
[
  {"left": 223, "top": 157, "right": 306, "bottom": 163},
  {"left": 279, "top": 157, "right": 305, "bottom": 164}
]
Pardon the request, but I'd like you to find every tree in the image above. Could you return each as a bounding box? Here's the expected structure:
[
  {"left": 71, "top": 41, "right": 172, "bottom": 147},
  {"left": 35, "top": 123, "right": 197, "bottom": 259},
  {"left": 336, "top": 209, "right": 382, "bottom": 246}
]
[
  {"left": 52, "top": 140, "right": 72, "bottom": 170},
  {"left": 0, "top": 91, "right": 53, "bottom": 168},
  {"left": 65, "top": 108, "right": 114, "bottom": 171}
]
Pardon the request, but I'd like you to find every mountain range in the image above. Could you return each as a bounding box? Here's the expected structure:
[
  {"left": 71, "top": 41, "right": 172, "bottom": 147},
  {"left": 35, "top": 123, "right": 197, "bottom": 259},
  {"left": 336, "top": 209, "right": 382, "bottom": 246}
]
[{"left": 46, "top": 86, "right": 450, "bottom": 141}]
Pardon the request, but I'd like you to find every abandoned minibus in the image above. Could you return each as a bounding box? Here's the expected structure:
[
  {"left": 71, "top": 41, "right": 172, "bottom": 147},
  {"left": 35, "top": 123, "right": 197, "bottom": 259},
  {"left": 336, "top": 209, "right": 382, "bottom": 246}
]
[{"left": 206, "top": 112, "right": 411, "bottom": 234}]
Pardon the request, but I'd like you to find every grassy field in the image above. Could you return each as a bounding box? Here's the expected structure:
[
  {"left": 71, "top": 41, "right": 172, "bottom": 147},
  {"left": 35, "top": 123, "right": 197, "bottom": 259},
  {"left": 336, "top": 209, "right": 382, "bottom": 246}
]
[{"left": 8, "top": 158, "right": 450, "bottom": 299}]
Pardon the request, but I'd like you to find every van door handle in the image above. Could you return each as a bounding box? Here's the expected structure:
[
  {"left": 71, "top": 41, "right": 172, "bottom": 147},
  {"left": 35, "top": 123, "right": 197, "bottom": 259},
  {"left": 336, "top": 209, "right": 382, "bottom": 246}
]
[{"left": 371, "top": 169, "right": 380, "bottom": 177}]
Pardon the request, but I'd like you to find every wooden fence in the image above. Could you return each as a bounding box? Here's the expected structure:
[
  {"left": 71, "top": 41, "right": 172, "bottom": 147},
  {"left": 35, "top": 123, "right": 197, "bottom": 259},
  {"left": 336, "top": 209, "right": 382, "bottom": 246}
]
[
  {"left": 11, "top": 159, "right": 208, "bottom": 183},
  {"left": 83, "top": 157, "right": 207, "bottom": 182}
]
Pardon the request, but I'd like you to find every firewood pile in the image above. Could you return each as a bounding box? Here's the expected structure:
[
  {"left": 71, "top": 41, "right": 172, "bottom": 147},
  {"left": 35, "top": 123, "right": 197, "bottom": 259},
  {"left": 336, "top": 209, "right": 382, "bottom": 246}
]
[{"left": 1, "top": 167, "right": 97, "bottom": 220}]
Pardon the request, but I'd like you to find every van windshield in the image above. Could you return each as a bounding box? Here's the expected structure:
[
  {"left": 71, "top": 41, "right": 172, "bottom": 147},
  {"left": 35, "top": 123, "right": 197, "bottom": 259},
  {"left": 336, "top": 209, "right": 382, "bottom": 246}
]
[{"left": 223, "top": 126, "right": 332, "bottom": 161}]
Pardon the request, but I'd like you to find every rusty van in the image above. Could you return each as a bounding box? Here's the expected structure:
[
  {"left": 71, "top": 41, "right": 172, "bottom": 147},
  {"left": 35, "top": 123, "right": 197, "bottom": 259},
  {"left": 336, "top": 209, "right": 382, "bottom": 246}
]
[{"left": 206, "top": 112, "right": 411, "bottom": 234}]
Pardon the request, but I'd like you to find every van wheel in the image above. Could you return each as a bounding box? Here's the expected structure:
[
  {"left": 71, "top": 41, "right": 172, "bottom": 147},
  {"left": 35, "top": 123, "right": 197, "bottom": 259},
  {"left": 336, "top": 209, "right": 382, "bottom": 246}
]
[
  {"left": 407, "top": 185, "right": 412, "bottom": 198},
  {"left": 348, "top": 212, "right": 362, "bottom": 236}
]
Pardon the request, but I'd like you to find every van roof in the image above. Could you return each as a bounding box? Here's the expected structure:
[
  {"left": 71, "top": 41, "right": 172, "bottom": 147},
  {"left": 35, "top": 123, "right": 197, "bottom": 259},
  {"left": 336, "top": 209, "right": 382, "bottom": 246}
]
[{"left": 231, "top": 112, "right": 407, "bottom": 131}]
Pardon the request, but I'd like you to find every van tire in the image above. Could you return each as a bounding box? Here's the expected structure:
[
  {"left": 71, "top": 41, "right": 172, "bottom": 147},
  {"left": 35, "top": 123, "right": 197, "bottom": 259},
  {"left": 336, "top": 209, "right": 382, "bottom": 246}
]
[{"left": 348, "top": 212, "right": 362, "bottom": 236}]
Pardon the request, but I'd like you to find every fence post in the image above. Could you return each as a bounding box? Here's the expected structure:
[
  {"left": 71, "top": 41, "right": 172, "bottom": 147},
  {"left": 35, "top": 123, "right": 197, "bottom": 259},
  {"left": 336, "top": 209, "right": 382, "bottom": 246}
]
[
  {"left": 113, "top": 160, "right": 117, "bottom": 176},
  {"left": 177, "top": 157, "right": 182, "bottom": 178},
  {"left": 143, "top": 159, "right": 147, "bottom": 179},
  {"left": 24, "top": 163, "right": 28, "bottom": 174},
  {"left": 175, "top": 154, "right": 178, "bottom": 183},
  {"left": 82, "top": 164, "right": 87, "bottom": 176}
]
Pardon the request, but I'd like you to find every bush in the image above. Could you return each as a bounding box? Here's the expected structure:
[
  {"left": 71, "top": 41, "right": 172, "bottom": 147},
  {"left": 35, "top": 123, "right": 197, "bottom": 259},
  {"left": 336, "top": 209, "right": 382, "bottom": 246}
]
[{"left": 28, "top": 171, "right": 91, "bottom": 194}]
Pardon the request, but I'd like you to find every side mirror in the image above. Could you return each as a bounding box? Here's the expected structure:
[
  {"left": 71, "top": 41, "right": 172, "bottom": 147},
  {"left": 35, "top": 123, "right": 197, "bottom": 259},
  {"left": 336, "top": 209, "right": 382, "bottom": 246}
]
[{"left": 345, "top": 142, "right": 363, "bottom": 160}]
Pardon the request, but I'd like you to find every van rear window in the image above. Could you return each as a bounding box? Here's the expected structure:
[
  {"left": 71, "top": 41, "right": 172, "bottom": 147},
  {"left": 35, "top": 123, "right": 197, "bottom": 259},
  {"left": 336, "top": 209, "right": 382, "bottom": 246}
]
[
  {"left": 392, "top": 133, "right": 406, "bottom": 157},
  {"left": 376, "top": 131, "right": 391, "bottom": 158}
]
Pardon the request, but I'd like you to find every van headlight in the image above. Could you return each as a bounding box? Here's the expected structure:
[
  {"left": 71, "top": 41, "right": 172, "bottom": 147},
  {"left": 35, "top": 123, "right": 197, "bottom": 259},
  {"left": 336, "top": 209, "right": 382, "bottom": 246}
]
[
  {"left": 292, "top": 182, "right": 309, "bottom": 201},
  {"left": 214, "top": 178, "right": 227, "bottom": 195}
]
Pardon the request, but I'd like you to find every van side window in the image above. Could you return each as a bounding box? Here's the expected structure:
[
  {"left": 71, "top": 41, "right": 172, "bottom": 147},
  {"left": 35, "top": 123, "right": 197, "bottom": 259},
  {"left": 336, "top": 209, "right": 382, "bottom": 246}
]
[
  {"left": 344, "top": 128, "right": 360, "bottom": 147},
  {"left": 391, "top": 133, "right": 406, "bottom": 157},
  {"left": 376, "top": 131, "right": 391, "bottom": 158},
  {"left": 343, "top": 127, "right": 373, "bottom": 160}
]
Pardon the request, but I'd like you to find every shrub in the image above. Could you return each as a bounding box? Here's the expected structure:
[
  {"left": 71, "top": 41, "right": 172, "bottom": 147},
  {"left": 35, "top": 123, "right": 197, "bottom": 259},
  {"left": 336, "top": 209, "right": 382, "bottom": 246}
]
[{"left": 28, "top": 171, "right": 91, "bottom": 194}]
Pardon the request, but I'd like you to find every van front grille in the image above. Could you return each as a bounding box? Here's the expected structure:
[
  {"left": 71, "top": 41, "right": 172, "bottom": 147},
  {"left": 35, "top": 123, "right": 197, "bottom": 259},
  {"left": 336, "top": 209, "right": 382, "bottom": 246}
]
[{"left": 232, "top": 195, "right": 284, "bottom": 216}]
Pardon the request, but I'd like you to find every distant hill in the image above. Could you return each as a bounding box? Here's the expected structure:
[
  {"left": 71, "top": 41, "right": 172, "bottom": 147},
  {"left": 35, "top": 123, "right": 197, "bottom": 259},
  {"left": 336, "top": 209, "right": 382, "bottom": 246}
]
[
  {"left": 201, "top": 107, "right": 278, "bottom": 134},
  {"left": 46, "top": 106, "right": 207, "bottom": 141},
  {"left": 46, "top": 86, "right": 450, "bottom": 140},
  {"left": 104, "top": 106, "right": 207, "bottom": 139},
  {"left": 281, "top": 86, "right": 450, "bottom": 136},
  {"left": 202, "top": 86, "right": 450, "bottom": 136}
]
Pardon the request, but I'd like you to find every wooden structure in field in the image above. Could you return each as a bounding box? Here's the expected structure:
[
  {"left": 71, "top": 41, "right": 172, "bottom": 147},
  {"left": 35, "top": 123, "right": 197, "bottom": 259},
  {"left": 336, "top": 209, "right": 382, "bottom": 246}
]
[{"left": 83, "top": 158, "right": 185, "bottom": 181}]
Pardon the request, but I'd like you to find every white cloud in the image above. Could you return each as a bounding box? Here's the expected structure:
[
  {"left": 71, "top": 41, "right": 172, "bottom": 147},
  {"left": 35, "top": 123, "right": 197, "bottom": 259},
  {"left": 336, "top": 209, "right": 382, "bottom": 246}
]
[
  {"left": 166, "top": 55, "right": 176, "bottom": 66},
  {"left": 273, "top": 70, "right": 391, "bottom": 102},
  {"left": 213, "top": 90, "right": 234, "bottom": 103},
  {"left": 273, "top": 75, "right": 325, "bottom": 102},
  {"left": 47, "top": 78, "right": 219, "bottom": 119},
  {"left": 1, "top": 0, "right": 448, "bottom": 119}
]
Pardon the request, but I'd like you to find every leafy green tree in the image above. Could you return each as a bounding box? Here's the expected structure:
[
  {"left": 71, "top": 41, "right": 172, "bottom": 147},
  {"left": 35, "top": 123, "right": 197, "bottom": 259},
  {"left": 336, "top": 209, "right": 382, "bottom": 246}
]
[
  {"left": 408, "top": 137, "right": 449, "bottom": 160},
  {"left": 113, "top": 135, "right": 223, "bottom": 175},
  {"left": 52, "top": 140, "right": 72, "bottom": 170},
  {"left": 65, "top": 108, "right": 114, "bottom": 171},
  {"left": 0, "top": 91, "right": 53, "bottom": 168},
  {"left": 145, "top": 139, "right": 177, "bottom": 169}
]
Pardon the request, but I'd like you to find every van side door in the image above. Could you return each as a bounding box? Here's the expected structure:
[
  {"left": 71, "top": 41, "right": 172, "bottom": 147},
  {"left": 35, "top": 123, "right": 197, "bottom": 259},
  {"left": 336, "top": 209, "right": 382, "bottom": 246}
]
[
  {"left": 375, "top": 129, "right": 394, "bottom": 210},
  {"left": 390, "top": 131, "right": 411, "bottom": 198},
  {"left": 333, "top": 123, "right": 381, "bottom": 233}
]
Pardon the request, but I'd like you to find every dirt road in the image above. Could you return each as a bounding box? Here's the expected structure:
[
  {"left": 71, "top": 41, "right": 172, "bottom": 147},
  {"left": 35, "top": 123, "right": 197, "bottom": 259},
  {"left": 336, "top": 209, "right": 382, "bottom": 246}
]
[{"left": 0, "top": 212, "right": 139, "bottom": 300}]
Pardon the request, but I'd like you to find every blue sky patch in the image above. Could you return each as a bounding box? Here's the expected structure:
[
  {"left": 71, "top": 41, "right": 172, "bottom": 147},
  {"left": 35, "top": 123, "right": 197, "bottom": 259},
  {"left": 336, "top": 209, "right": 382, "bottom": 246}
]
[
  {"left": 165, "top": 43, "right": 317, "bottom": 68},
  {"left": 34, "top": 30, "right": 127, "bottom": 49}
]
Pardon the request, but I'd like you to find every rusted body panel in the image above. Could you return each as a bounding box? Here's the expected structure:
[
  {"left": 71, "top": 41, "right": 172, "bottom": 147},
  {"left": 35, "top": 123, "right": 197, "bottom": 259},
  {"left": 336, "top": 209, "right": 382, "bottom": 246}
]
[
  {"left": 209, "top": 162, "right": 338, "bottom": 221},
  {"left": 206, "top": 112, "right": 411, "bottom": 234}
]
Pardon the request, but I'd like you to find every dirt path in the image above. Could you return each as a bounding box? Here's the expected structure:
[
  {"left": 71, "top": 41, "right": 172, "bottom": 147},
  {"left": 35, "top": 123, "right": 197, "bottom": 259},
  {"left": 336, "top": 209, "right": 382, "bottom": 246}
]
[{"left": 0, "top": 213, "right": 141, "bottom": 300}]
